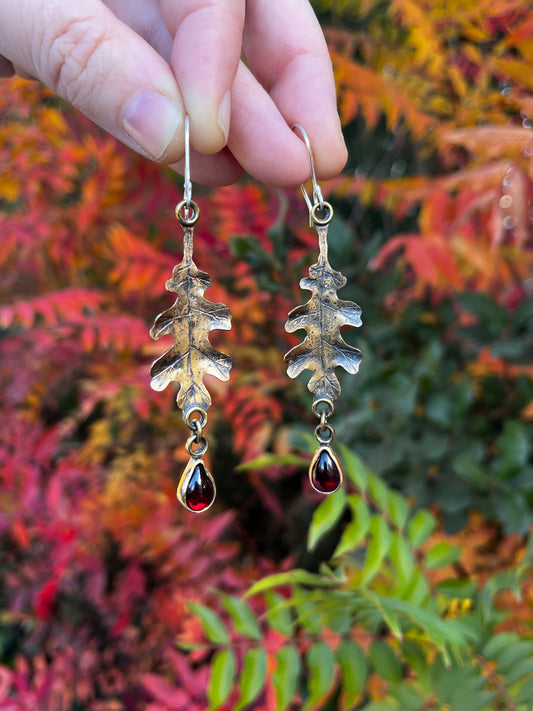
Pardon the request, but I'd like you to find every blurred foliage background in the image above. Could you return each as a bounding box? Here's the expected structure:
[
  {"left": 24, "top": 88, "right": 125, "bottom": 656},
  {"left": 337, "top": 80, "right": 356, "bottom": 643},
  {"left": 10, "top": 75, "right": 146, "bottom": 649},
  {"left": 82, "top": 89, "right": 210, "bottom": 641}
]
[{"left": 1, "top": 0, "right": 533, "bottom": 709}]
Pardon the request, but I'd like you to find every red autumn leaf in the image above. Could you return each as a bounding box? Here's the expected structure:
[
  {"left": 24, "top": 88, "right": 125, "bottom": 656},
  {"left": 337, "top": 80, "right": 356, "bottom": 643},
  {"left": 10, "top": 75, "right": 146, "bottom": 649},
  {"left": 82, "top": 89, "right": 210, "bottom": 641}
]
[{"left": 141, "top": 674, "right": 190, "bottom": 709}]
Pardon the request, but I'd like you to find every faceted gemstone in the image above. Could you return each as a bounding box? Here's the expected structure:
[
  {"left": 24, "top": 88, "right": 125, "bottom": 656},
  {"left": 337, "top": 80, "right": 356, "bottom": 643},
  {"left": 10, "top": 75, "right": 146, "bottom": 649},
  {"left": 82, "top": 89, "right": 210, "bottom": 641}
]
[
  {"left": 309, "top": 446, "right": 342, "bottom": 494},
  {"left": 178, "top": 459, "right": 216, "bottom": 513}
]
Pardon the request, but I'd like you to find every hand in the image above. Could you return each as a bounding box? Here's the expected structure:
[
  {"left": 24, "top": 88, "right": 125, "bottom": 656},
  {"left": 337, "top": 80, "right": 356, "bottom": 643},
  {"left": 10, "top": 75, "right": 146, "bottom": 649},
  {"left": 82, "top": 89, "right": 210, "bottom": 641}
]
[{"left": 0, "top": 0, "right": 347, "bottom": 187}]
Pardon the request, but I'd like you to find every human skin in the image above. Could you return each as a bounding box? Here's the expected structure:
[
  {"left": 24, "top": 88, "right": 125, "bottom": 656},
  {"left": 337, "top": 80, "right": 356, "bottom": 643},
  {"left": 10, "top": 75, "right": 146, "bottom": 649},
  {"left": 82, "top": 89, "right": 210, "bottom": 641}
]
[{"left": 0, "top": 0, "right": 347, "bottom": 187}]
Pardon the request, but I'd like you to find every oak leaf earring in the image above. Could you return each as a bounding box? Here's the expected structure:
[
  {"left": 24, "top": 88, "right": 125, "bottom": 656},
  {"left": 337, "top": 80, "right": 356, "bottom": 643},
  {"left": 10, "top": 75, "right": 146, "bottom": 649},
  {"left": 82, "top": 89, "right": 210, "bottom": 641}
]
[
  {"left": 284, "top": 125, "right": 362, "bottom": 494},
  {"left": 149, "top": 116, "right": 232, "bottom": 513}
]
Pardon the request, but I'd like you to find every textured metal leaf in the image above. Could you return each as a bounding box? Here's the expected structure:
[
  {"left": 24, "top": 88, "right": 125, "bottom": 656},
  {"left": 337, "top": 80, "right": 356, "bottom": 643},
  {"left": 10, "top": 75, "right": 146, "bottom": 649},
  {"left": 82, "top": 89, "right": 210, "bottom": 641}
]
[
  {"left": 284, "top": 224, "right": 362, "bottom": 402},
  {"left": 150, "top": 230, "right": 231, "bottom": 416}
]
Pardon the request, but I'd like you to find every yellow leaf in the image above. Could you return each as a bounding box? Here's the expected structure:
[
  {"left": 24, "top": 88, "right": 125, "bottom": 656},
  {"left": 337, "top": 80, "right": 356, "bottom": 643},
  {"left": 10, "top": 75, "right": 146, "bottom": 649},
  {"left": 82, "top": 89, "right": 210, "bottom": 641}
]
[
  {"left": 461, "top": 43, "right": 482, "bottom": 67},
  {"left": 493, "top": 57, "right": 533, "bottom": 91},
  {"left": 521, "top": 401, "right": 533, "bottom": 420},
  {"left": 448, "top": 65, "right": 468, "bottom": 98},
  {"left": 461, "top": 23, "right": 490, "bottom": 43},
  {"left": 0, "top": 178, "right": 20, "bottom": 202},
  {"left": 516, "top": 38, "right": 533, "bottom": 64},
  {"left": 440, "top": 126, "right": 533, "bottom": 159}
]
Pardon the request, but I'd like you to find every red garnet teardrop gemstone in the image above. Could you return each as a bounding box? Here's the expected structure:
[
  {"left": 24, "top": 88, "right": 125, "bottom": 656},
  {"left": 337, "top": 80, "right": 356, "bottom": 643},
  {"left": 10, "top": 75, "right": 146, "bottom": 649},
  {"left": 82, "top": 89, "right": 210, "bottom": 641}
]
[
  {"left": 178, "top": 460, "right": 216, "bottom": 513},
  {"left": 309, "top": 446, "right": 343, "bottom": 494}
]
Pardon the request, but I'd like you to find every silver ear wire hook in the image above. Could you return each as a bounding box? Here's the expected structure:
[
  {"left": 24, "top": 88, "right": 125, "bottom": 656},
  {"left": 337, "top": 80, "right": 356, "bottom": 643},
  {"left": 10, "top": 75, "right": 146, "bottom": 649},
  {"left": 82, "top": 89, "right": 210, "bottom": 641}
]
[
  {"left": 183, "top": 115, "right": 192, "bottom": 215},
  {"left": 292, "top": 124, "right": 325, "bottom": 224},
  {"left": 175, "top": 115, "right": 200, "bottom": 227}
]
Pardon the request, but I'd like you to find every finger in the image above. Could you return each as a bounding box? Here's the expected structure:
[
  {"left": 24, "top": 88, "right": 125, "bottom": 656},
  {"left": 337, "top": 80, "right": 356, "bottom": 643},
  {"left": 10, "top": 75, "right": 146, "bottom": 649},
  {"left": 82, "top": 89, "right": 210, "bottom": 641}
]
[
  {"left": 242, "top": 0, "right": 347, "bottom": 180},
  {"left": 103, "top": 0, "right": 243, "bottom": 184},
  {"left": 99, "top": 0, "right": 294, "bottom": 185},
  {"left": 12, "top": 63, "right": 37, "bottom": 80},
  {"left": 0, "top": 0, "right": 185, "bottom": 163},
  {"left": 0, "top": 56, "right": 14, "bottom": 77},
  {"left": 103, "top": 0, "right": 174, "bottom": 62},
  {"left": 161, "top": 0, "right": 245, "bottom": 154},
  {"left": 171, "top": 147, "right": 244, "bottom": 187},
  {"left": 225, "top": 62, "right": 319, "bottom": 187}
]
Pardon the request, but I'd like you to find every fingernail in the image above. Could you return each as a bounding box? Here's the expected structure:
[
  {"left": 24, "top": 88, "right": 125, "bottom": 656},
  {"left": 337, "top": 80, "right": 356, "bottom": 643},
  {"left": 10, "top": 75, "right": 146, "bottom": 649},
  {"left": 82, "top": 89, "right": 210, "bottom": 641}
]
[
  {"left": 217, "top": 91, "right": 231, "bottom": 144},
  {"left": 122, "top": 91, "right": 183, "bottom": 161}
]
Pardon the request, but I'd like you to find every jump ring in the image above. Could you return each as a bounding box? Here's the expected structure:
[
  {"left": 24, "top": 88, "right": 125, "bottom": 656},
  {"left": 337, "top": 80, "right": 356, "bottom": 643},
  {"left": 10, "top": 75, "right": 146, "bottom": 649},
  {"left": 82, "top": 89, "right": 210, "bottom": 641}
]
[
  {"left": 320, "top": 410, "right": 327, "bottom": 430},
  {"left": 315, "top": 423, "right": 335, "bottom": 446},
  {"left": 185, "top": 434, "right": 209, "bottom": 458},
  {"left": 190, "top": 420, "right": 203, "bottom": 443},
  {"left": 310, "top": 201, "right": 333, "bottom": 226},
  {"left": 312, "top": 398, "right": 334, "bottom": 420},
  {"left": 184, "top": 407, "right": 208, "bottom": 430},
  {"left": 176, "top": 199, "right": 200, "bottom": 226}
]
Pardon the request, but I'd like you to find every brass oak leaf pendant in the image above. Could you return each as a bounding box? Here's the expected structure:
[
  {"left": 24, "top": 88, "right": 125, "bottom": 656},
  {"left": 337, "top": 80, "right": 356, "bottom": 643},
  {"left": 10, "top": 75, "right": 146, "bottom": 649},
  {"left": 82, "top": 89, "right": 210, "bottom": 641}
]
[
  {"left": 150, "top": 225, "right": 232, "bottom": 418},
  {"left": 284, "top": 223, "right": 362, "bottom": 403}
]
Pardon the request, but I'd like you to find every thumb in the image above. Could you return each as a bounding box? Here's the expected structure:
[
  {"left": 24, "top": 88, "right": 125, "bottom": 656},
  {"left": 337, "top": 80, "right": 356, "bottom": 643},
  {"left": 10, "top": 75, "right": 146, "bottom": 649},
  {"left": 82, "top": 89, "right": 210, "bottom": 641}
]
[
  {"left": 161, "top": 0, "right": 245, "bottom": 155},
  {"left": 0, "top": 0, "right": 186, "bottom": 163}
]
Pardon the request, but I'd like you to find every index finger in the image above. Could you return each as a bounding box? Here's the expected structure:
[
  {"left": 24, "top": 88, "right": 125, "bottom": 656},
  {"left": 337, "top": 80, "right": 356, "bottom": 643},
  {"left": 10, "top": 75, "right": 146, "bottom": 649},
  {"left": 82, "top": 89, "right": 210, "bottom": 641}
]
[
  {"left": 242, "top": 0, "right": 347, "bottom": 180},
  {"left": 161, "top": 0, "right": 245, "bottom": 155}
]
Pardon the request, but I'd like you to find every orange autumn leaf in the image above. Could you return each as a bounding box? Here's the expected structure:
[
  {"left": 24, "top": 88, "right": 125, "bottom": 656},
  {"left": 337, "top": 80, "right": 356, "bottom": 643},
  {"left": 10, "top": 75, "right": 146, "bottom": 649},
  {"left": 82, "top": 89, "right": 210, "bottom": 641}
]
[{"left": 373, "top": 233, "right": 461, "bottom": 292}]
